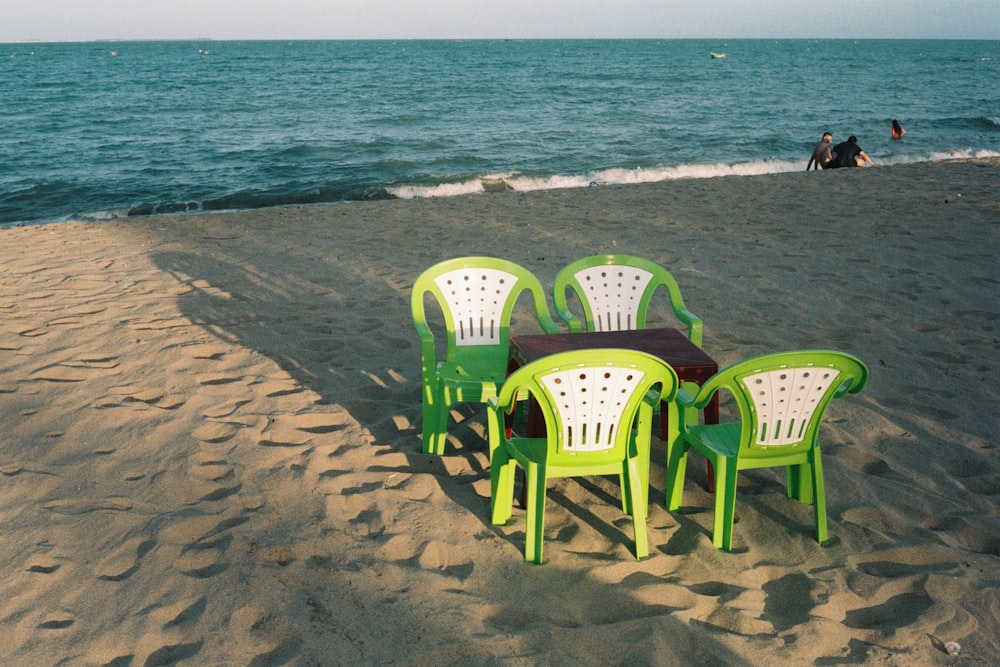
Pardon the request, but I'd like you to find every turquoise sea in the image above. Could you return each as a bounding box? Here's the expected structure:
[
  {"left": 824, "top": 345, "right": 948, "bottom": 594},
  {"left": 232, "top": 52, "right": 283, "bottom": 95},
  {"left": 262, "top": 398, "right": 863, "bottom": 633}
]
[{"left": 2, "top": 39, "right": 998, "bottom": 226}]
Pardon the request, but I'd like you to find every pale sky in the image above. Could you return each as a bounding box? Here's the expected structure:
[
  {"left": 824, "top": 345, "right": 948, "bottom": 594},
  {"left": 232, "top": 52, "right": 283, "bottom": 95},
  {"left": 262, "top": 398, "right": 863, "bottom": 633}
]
[{"left": 3, "top": 0, "right": 999, "bottom": 42}]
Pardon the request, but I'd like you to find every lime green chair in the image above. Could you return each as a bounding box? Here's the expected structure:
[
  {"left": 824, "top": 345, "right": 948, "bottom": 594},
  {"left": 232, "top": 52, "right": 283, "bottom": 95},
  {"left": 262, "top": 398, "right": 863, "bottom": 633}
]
[
  {"left": 666, "top": 350, "right": 868, "bottom": 551},
  {"left": 487, "top": 349, "right": 678, "bottom": 563},
  {"left": 553, "top": 254, "right": 703, "bottom": 345},
  {"left": 411, "top": 257, "right": 561, "bottom": 455}
]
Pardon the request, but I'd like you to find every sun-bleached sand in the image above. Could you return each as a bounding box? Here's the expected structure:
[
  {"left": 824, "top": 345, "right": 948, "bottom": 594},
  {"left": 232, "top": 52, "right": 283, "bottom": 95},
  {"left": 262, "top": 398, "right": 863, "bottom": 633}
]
[{"left": 1, "top": 158, "right": 998, "bottom": 666}]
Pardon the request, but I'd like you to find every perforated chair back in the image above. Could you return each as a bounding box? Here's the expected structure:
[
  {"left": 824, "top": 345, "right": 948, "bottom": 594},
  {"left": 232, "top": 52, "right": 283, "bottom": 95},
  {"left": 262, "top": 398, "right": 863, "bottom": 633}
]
[
  {"left": 570, "top": 264, "right": 653, "bottom": 331},
  {"left": 554, "top": 254, "right": 703, "bottom": 346},
  {"left": 740, "top": 366, "right": 843, "bottom": 447}
]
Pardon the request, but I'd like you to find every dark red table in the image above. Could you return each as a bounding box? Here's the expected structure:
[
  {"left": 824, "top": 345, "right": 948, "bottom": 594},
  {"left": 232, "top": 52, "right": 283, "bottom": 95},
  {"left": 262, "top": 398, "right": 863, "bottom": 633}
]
[
  {"left": 508, "top": 327, "right": 720, "bottom": 491},
  {"left": 510, "top": 327, "right": 718, "bottom": 435}
]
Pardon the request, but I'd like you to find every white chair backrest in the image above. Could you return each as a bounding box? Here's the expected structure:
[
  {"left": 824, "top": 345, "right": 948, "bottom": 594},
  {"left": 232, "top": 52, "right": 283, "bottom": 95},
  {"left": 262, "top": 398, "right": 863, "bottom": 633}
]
[
  {"left": 434, "top": 268, "right": 519, "bottom": 346},
  {"left": 741, "top": 367, "right": 841, "bottom": 446},
  {"left": 540, "top": 365, "right": 647, "bottom": 453},
  {"left": 574, "top": 265, "right": 655, "bottom": 331}
]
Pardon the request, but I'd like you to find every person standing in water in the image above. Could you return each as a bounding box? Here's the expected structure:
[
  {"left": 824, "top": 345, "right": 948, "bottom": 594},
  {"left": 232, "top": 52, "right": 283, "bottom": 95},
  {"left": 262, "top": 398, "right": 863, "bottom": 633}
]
[{"left": 891, "top": 119, "right": 906, "bottom": 140}]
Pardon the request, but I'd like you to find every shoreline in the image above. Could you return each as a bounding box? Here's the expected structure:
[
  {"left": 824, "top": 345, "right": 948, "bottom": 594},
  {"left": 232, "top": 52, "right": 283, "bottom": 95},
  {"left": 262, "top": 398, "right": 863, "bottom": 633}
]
[
  {"left": 5, "top": 154, "right": 999, "bottom": 230},
  {"left": 2, "top": 157, "right": 998, "bottom": 665}
]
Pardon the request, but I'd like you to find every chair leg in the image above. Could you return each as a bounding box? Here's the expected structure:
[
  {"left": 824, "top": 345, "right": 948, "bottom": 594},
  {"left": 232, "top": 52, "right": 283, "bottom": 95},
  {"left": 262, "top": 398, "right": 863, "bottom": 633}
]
[
  {"left": 713, "top": 459, "right": 739, "bottom": 551},
  {"left": 622, "top": 409, "right": 652, "bottom": 516},
  {"left": 626, "top": 458, "right": 649, "bottom": 559},
  {"left": 812, "top": 457, "right": 828, "bottom": 544},
  {"left": 523, "top": 463, "right": 547, "bottom": 564},
  {"left": 619, "top": 468, "right": 631, "bottom": 515},
  {"left": 665, "top": 438, "right": 690, "bottom": 511},
  {"left": 421, "top": 389, "right": 450, "bottom": 455},
  {"left": 787, "top": 462, "right": 814, "bottom": 504},
  {"left": 490, "top": 448, "right": 516, "bottom": 525}
]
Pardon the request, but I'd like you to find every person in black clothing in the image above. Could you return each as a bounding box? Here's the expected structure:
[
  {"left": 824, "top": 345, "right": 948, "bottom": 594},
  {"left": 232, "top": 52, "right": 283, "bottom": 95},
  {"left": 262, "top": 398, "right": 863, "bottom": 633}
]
[{"left": 829, "top": 135, "right": 876, "bottom": 168}]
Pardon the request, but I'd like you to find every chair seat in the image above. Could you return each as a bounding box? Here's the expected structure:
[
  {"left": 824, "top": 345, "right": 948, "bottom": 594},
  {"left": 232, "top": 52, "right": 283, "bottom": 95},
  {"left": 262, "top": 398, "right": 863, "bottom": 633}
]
[
  {"left": 684, "top": 422, "right": 742, "bottom": 459},
  {"left": 437, "top": 362, "right": 500, "bottom": 401},
  {"left": 503, "top": 436, "right": 641, "bottom": 477}
]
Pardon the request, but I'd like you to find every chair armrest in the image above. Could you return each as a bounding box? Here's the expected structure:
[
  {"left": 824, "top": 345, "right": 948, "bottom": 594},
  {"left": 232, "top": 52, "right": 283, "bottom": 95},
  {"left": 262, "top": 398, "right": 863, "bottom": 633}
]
[
  {"left": 673, "top": 307, "right": 703, "bottom": 347},
  {"left": 553, "top": 304, "right": 584, "bottom": 333},
  {"left": 536, "top": 308, "right": 566, "bottom": 334},
  {"left": 675, "top": 382, "right": 701, "bottom": 409}
]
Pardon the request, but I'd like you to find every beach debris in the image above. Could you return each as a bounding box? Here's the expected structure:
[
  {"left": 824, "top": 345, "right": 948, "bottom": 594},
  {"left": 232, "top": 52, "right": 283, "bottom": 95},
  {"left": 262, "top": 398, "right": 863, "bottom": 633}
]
[
  {"left": 944, "top": 641, "right": 961, "bottom": 656},
  {"left": 481, "top": 178, "right": 511, "bottom": 192}
]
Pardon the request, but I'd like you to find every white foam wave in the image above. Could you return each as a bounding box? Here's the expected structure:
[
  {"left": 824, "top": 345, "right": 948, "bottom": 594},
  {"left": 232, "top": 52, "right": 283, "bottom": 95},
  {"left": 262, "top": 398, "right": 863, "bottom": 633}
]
[
  {"left": 386, "top": 152, "right": 1000, "bottom": 201},
  {"left": 387, "top": 179, "right": 491, "bottom": 199},
  {"left": 387, "top": 160, "right": 805, "bottom": 200}
]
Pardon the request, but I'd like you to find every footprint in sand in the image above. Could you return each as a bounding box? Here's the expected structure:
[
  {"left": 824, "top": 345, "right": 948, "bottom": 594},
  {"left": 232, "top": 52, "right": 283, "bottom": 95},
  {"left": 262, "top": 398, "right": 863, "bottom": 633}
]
[
  {"left": 386, "top": 472, "right": 437, "bottom": 501},
  {"left": 26, "top": 555, "right": 61, "bottom": 574},
  {"left": 837, "top": 447, "right": 893, "bottom": 477},
  {"left": 379, "top": 534, "right": 421, "bottom": 563},
  {"left": 189, "top": 461, "right": 234, "bottom": 483},
  {"left": 134, "top": 639, "right": 204, "bottom": 666},
  {"left": 149, "top": 595, "right": 207, "bottom": 629},
  {"left": 937, "top": 458, "right": 1000, "bottom": 497},
  {"left": 96, "top": 536, "right": 156, "bottom": 581},
  {"left": 29, "top": 365, "right": 89, "bottom": 383},
  {"left": 325, "top": 493, "right": 384, "bottom": 537},
  {"left": 253, "top": 378, "right": 305, "bottom": 398},
  {"left": 192, "top": 422, "right": 240, "bottom": 444},
  {"left": 416, "top": 540, "right": 475, "bottom": 580},
  {"left": 228, "top": 605, "right": 301, "bottom": 665},
  {"left": 842, "top": 590, "right": 934, "bottom": 634},
  {"left": 923, "top": 513, "right": 1000, "bottom": 556},
  {"left": 43, "top": 497, "right": 135, "bottom": 514},
  {"left": 257, "top": 412, "right": 352, "bottom": 448},
  {"left": 159, "top": 515, "right": 248, "bottom": 548},
  {"left": 202, "top": 398, "right": 252, "bottom": 419},
  {"left": 285, "top": 411, "right": 353, "bottom": 434},
  {"left": 120, "top": 387, "right": 187, "bottom": 411},
  {"left": 173, "top": 546, "right": 229, "bottom": 578},
  {"left": 186, "top": 455, "right": 242, "bottom": 501},
  {"left": 37, "top": 611, "right": 75, "bottom": 630},
  {"left": 196, "top": 373, "right": 243, "bottom": 386},
  {"left": 61, "top": 355, "right": 118, "bottom": 370}
]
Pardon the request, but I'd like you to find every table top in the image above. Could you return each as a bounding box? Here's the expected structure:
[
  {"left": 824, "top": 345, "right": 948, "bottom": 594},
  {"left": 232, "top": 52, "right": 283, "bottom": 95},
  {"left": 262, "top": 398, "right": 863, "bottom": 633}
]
[{"left": 510, "top": 327, "right": 717, "bottom": 380}]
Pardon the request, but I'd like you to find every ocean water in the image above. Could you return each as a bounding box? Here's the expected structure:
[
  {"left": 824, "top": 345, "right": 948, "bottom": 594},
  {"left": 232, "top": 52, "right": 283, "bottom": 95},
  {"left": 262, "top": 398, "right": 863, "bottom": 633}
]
[{"left": 2, "top": 39, "right": 998, "bottom": 226}]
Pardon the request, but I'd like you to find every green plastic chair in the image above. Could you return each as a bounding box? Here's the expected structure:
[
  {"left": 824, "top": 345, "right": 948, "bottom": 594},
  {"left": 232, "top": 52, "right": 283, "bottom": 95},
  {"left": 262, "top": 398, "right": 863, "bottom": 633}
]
[
  {"left": 553, "top": 254, "right": 703, "bottom": 346},
  {"left": 411, "top": 257, "right": 561, "bottom": 455},
  {"left": 487, "top": 349, "right": 679, "bottom": 563},
  {"left": 665, "top": 350, "right": 868, "bottom": 551}
]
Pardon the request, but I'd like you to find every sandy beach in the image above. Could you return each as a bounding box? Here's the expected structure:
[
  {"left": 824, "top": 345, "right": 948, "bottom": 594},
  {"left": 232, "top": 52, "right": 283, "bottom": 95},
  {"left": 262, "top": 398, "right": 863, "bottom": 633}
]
[{"left": 2, "top": 158, "right": 998, "bottom": 666}]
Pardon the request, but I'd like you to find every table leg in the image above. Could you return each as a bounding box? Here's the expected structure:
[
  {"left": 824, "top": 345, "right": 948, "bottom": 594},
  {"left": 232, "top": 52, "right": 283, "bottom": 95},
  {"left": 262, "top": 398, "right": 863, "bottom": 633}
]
[{"left": 704, "top": 394, "right": 719, "bottom": 493}]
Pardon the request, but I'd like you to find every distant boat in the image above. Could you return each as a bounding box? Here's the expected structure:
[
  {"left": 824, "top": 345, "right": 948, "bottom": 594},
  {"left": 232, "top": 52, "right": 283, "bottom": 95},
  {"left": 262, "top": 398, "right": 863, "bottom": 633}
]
[{"left": 710, "top": 52, "right": 727, "bottom": 59}]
